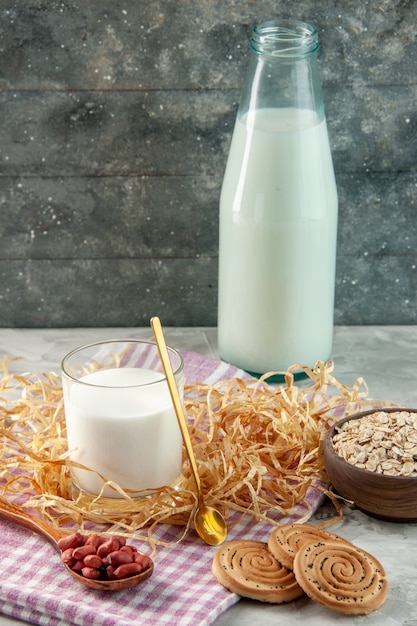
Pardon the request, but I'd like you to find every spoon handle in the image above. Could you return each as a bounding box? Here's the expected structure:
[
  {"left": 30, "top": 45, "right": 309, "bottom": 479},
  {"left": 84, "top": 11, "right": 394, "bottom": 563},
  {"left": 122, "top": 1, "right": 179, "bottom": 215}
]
[
  {"left": 0, "top": 495, "right": 63, "bottom": 549},
  {"left": 150, "top": 317, "right": 202, "bottom": 497}
]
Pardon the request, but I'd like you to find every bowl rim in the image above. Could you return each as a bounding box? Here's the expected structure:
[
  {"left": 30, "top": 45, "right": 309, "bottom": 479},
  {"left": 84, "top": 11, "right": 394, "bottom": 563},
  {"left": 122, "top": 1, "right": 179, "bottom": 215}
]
[{"left": 324, "top": 406, "right": 417, "bottom": 481}]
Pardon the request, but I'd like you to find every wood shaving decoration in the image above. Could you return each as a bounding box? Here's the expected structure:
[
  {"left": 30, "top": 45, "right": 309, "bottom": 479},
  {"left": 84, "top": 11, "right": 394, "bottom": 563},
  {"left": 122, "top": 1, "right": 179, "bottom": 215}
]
[
  {"left": 332, "top": 410, "right": 417, "bottom": 476},
  {"left": 0, "top": 357, "right": 373, "bottom": 548}
]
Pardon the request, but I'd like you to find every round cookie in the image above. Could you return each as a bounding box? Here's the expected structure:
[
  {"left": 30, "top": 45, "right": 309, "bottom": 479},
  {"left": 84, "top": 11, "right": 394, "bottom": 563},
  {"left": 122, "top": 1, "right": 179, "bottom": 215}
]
[
  {"left": 268, "top": 523, "right": 347, "bottom": 568},
  {"left": 212, "top": 539, "right": 304, "bottom": 604},
  {"left": 293, "top": 540, "right": 388, "bottom": 615}
]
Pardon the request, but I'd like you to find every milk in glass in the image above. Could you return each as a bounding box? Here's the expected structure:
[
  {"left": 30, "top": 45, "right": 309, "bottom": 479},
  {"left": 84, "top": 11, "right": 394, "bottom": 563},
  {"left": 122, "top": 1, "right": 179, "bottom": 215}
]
[{"left": 65, "top": 367, "right": 183, "bottom": 497}]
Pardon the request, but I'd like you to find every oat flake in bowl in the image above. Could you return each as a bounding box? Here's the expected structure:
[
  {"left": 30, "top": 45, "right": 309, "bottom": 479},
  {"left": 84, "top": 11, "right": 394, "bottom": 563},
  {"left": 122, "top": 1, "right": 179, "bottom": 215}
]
[{"left": 323, "top": 408, "right": 417, "bottom": 522}]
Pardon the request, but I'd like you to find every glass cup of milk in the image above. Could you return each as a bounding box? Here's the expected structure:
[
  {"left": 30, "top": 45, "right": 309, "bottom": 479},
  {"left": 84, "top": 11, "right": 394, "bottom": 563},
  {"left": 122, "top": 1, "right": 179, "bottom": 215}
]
[{"left": 61, "top": 339, "right": 184, "bottom": 498}]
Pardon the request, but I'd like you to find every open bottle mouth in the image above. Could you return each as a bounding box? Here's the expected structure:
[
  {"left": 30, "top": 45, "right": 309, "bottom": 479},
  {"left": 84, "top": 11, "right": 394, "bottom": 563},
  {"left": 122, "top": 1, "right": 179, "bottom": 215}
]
[{"left": 251, "top": 19, "right": 319, "bottom": 57}]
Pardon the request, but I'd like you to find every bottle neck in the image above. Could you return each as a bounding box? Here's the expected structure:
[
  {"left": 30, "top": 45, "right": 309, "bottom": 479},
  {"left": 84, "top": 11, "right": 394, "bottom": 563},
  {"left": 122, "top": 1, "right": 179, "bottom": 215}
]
[
  {"left": 239, "top": 19, "right": 324, "bottom": 121},
  {"left": 251, "top": 19, "right": 319, "bottom": 57}
]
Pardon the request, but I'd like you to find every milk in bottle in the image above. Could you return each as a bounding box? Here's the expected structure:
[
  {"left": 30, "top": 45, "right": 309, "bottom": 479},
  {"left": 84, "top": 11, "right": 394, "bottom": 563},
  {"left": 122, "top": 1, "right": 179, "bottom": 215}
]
[{"left": 217, "top": 20, "right": 338, "bottom": 375}]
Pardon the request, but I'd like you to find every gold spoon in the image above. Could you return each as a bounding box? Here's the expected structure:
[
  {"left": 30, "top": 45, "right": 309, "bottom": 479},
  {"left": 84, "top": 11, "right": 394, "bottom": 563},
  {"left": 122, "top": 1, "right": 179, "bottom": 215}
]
[
  {"left": 150, "top": 316, "right": 227, "bottom": 546},
  {"left": 0, "top": 496, "right": 153, "bottom": 591}
]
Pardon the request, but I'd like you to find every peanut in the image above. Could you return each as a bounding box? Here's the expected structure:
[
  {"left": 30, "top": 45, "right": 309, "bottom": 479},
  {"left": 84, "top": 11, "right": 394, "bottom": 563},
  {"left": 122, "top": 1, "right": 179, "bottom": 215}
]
[
  {"left": 81, "top": 567, "right": 102, "bottom": 580},
  {"left": 83, "top": 554, "right": 103, "bottom": 569},
  {"left": 72, "top": 544, "right": 97, "bottom": 560},
  {"left": 85, "top": 534, "right": 105, "bottom": 549},
  {"left": 113, "top": 562, "right": 145, "bottom": 579},
  {"left": 72, "top": 560, "right": 84, "bottom": 572},
  {"left": 57, "top": 531, "right": 151, "bottom": 582},
  {"left": 120, "top": 545, "right": 137, "bottom": 557},
  {"left": 96, "top": 537, "right": 121, "bottom": 558},
  {"left": 114, "top": 535, "right": 126, "bottom": 547},
  {"left": 61, "top": 547, "right": 76, "bottom": 565},
  {"left": 107, "top": 550, "right": 134, "bottom": 566},
  {"left": 134, "top": 553, "right": 151, "bottom": 569},
  {"left": 57, "top": 532, "right": 84, "bottom": 552}
]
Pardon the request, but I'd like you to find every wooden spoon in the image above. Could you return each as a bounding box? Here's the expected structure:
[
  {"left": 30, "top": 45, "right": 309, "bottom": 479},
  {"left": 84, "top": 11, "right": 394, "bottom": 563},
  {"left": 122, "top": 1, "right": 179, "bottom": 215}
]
[{"left": 0, "top": 496, "right": 153, "bottom": 590}]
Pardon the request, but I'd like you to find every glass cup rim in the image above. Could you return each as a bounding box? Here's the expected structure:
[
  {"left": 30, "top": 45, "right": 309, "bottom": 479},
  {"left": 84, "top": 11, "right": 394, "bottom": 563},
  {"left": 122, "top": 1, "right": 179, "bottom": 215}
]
[{"left": 61, "top": 337, "right": 184, "bottom": 389}]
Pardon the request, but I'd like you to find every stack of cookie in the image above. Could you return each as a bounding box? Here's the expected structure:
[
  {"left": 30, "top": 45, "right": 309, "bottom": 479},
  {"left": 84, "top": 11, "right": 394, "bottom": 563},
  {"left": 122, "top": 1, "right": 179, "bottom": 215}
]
[{"left": 212, "top": 523, "right": 388, "bottom": 616}]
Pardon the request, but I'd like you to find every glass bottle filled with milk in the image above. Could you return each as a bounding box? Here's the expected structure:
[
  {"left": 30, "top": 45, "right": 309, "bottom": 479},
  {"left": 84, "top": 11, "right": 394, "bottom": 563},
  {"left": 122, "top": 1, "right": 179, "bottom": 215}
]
[{"left": 218, "top": 19, "right": 338, "bottom": 377}]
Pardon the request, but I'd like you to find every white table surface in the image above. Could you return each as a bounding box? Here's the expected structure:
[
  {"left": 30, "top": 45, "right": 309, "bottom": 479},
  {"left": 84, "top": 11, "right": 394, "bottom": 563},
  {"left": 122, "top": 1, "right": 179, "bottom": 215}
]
[{"left": 0, "top": 325, "right": 416, "bottom": 626}]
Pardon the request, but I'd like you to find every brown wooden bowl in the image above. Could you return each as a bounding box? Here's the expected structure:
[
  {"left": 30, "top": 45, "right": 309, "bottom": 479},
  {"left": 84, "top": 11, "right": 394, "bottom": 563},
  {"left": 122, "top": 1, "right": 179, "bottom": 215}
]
[{"left": 323, "top": 407, "right": 417, "bottom": 522}]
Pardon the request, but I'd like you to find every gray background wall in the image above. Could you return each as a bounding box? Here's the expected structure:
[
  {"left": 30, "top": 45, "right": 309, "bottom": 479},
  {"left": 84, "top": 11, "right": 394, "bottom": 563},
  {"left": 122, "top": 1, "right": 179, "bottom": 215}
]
[{"left": 0, "top": 0, "right": 416, "bottom": 328}]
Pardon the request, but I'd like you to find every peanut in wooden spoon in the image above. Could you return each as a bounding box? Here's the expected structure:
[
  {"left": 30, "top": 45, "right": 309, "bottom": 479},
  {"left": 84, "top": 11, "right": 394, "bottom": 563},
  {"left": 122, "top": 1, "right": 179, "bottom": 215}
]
[{"left": 0, "top": 496, "right": 153, "bottom": 590}]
